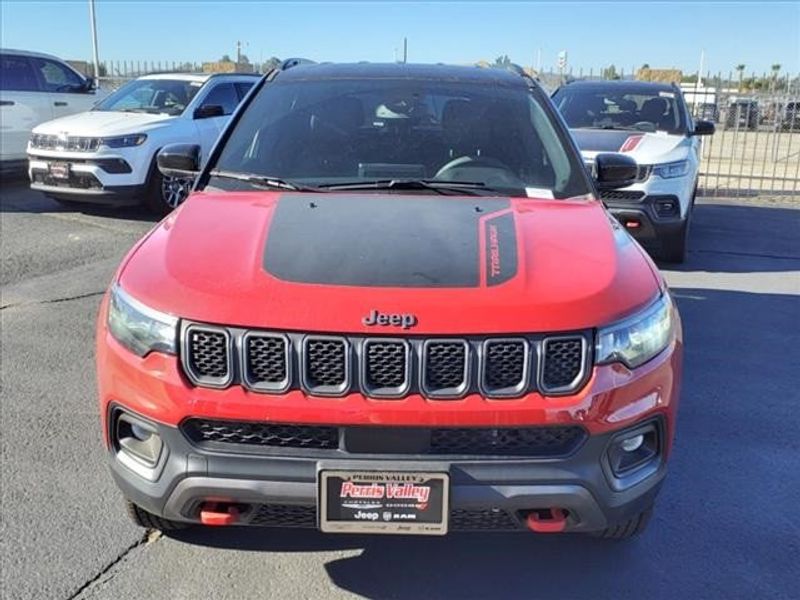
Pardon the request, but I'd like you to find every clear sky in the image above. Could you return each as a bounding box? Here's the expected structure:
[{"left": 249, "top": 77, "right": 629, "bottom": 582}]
[{"left": 2, "top": 1, "right": 798, "bottom": 76}]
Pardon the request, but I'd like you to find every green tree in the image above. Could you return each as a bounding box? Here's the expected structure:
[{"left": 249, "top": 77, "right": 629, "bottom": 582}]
[
  {"left": 220, "top": 54, "right": 233, "bottom": 63},
  {"left": 602, "top": 64, "right": 619, "bottom": 80},
  {"left": 494, "top": 55, "right": 511, "bottom": 67}
]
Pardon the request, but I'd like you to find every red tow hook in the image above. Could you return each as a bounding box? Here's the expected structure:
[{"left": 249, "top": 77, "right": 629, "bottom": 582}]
[
  {"left": 200, "top": 502, "right": 240, "bottom": 526},
  {"left": 525, "top": 508, "right": 567, "bottom": 533}
]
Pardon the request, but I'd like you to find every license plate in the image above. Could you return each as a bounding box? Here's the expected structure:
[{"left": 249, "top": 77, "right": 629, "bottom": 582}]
[
  {"left": 319, "top": 470, "right": 449, "bottom": 535},
  {"left": 48, "top": 162, "right": 70, "bottom": 180}
]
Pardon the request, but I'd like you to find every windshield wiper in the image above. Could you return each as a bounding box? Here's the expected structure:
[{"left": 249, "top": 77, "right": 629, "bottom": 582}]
[
  {"left": 581, "top": 124, "right": 645, "bottom": 132},
  {"left": 208, "top": 170, "right": 322, "bottom": 192},
  {"left": 317, "top": 179, "right": 493, "bottom": 196}
]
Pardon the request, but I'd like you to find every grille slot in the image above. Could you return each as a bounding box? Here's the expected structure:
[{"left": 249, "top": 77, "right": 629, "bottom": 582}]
[
  {"left": 182, "top": 420, "right": 585, "bottom": 457},
  {"left": 362, "top": 339, "right": 410, "bottom": 397},
  {"left": 541, "top": 336, "right": 586, "bottom": 393},
  {"left": 183, "top": 419, "right": 339, "bottom": 450},
  {"left": 430, "top": 426, "right": 585, "bottom": 456},
  {"left": 302, "top": 337, "right": 349, "bottom": 396},
  {"left": 243, "top": 333, "right": 290, "bottom": 392},
  {"left": 249, "top": 504, "right": 317, "bottom": 528},
  {"left": 482, "top": 339, "right": 528, "bottom": 397},
  {"left": 423, "top": 340, "right": 469, "bottom": 398},
  {"left": 450, "top": 508, "right": 521, "bottom": 531},
  {"left": 600, "top": 190, "right": 646, "bottom": 202},
  {"left": 248, "top": 505, "right": 522, "bottom": 530},
  {"left": 183, "top": 326, "right": 231, "bottom": 387}
]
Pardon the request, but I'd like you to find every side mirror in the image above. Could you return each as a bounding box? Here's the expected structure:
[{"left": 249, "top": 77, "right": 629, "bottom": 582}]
[
  {"left": 692, "top": 120, "right": 715, "bottom": 136},
  {"left": 83, "top": 77, "right": 97, "bottom": 92},
  {"left": 157, "top": 144, "right": 201, "bottom": 178},
  {"left": 193, "top": 104, "right": 225, "bottom": 119},
  {"left": 593, "top": 153, "right": 638, "bottom": 190}
]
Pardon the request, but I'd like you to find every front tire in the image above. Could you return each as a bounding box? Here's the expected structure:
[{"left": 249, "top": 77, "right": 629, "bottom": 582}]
[
  {"left": 144, "top": 167, "right": 192, "bottom": 216},
  {"left": 125, "top": 500, "right": 189, "bottom": 531}
]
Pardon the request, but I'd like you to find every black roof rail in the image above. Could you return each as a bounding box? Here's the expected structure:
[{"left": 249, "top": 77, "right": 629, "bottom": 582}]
[{"left": 281, "top": 57, "right": 315, "bottom": 70}]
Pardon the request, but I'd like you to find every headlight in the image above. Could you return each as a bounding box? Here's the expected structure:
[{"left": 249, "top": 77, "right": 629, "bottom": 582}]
[
  {"left": 596, "top": 293, "right": 674, "bottom": 368},
  {"left": 102, "top": 134, "right": 147, "bottom": 148},
  {"left": 107, "top": 285, "right": 177, "bottom": 357},
  {"left": 652, "top": 160, "right": 689, "bottom": 179}
]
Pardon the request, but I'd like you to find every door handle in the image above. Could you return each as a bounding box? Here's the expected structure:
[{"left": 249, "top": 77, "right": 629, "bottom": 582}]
[
  {"left": 0, "top": 100, "right": 14, "bottom": 106},
  {"left": 54, "top": 101, "right": 68, "bottom": 107}
]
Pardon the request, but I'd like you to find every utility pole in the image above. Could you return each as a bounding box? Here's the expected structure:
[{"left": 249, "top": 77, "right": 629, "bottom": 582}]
[
  {"left": 403, "top": 37, "right": 408, "bottom": 64},
  {"left": 88, "top": 0, "right": 100, "bottom": 81},
  {"left": 236, "top": 40, "right": 242, "bottom": 65}
]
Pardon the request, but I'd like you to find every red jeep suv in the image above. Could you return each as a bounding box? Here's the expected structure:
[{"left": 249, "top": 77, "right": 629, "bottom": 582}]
[{"left": 96, "top": 62, "right": 682, "bottom": 539}]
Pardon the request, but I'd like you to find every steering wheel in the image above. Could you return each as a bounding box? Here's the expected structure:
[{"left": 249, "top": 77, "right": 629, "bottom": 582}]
[
  {"left": 435, "top": 155, "right": 510, "bottom": 180},
  {"left": 632, "top": 121, "right": 657, "bottom": 132}
]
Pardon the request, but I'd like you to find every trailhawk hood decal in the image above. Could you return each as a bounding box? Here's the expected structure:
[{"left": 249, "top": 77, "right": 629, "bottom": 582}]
[
  {"left": 119, "top": 191, "right": 659, "bottom": 335},
  {"left": 571, "top": 129, "right": 688, "bottom": 164}
]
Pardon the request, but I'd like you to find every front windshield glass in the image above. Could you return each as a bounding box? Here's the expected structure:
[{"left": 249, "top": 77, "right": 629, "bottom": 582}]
[
  {"left": 553, "top": 86, "right": 687, "bottom": 135},
  {"left": 211, "top": 78, "right": 591, "bottom": 198},
  {"left": 94, "top": 78, "right": 202, "bottom": 115}
]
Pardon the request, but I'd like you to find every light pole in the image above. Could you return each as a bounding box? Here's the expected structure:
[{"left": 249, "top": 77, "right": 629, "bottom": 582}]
[{"left": 88, "top": 0, "right": 100, "bottom": 81}]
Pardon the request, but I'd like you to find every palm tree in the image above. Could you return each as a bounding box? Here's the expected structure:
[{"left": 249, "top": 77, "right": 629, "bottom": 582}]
[
  {"left": 771, "top": 63, "right": 782, "bottom": 92},
  {"left": 736, "top": 64, "right": 746, "bottom": 92}
]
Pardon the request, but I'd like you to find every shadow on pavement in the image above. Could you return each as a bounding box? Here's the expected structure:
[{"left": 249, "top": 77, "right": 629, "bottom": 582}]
[
  {"left": 0, "top": 180, "right": 157, "bottom": 223},
  {"left": 167, "top": 287, "right": 798, "bottom": 598},
  {"left": 663, "top": 201, "right": 800, "bottom": 274}
]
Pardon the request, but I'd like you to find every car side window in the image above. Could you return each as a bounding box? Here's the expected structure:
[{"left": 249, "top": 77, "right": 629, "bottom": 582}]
[
  {"left": 0, "top": 54, "right": 40, "bottom": 92},
  {"left": 31, "top": 57, "right": 86, "bottom": 93},
  {"left": 235, "top": 81, "right": 254, "bottom": 101},
  {"left": 200, "top": 82, "right": 239, "bottom": 115}
]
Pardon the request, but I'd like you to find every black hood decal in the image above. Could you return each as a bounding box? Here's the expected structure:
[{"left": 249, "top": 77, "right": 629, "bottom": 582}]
[
  {"left": 263, "top": 194, "right": 514, "bottom": 288},
  {"left": 571, "top": 129, "right": 635, "bottom": 152}
]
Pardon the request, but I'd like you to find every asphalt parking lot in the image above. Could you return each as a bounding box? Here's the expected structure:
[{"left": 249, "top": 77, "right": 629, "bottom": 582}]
[{"left": 1, "top": 181, "right": 798, "bottom": 600}]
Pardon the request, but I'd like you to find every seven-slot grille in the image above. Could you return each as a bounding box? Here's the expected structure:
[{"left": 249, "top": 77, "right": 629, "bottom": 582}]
[
  {"left": 29, "top": 133, "right": 101, "bottom": 152},
  {"left": 180, "top": 324, "right": 591, "bottom": 398}
]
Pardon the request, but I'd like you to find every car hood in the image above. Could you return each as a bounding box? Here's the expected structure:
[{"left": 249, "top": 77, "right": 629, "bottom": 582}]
[
  {"left": 119, "top": 191, "right": 660, "bottom": 334},
  {"left": 31, "top": 110, "right": 175, "bottom": 137},
  {"left": 571, "top": 129, "right": 689, "bottom": 164}
]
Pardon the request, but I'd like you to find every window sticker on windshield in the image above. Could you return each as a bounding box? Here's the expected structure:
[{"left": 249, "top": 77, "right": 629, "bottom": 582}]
[
  {"left": 526, "top": 187, "right": 554, "bottom": 199},
  {"left": 659, "top": 91, "right": 675, "bottom": 98}
]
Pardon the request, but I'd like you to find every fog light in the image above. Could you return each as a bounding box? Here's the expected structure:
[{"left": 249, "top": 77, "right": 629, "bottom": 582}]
[
  {"left": 115, "top": 412, "right": 163, "bottom": 468},
  {"left": 620, "top": 434, "right": 644, "bottom": 452},
  {"left": 608, "top": 424, "right": 659, "bottom": 477}
]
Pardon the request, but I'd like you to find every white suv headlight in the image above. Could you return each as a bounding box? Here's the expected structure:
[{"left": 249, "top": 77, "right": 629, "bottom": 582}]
[
  {"left": 652, "top": 160, "right": 689, "bottom": 179},
  {"left": 102, "top": 134, "right": 148, "bottom": 148},
  {"left": 596, "top": 293, "right": 675, "bottom": 368},
  {"left": 108, "top": 285, "right": 177, "bottom": 356}
]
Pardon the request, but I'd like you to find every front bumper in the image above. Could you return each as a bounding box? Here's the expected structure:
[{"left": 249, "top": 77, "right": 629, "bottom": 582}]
[
  {"left": 601, "top": 173, "right": 695, "bottom": 250},
  {"left": 27, "top": 145, "right": 154, "bottom": 204},
  {"left": 98, "top": 317, "right": 680, "bottom": 533},
  {"left": 109, "top": 412, "right": 666, "bottom": 533}
]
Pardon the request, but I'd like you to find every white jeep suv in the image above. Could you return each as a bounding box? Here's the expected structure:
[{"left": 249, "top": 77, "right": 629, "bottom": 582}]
[
  {"left": 552, "top": 80, "right": 714, "bottom": 263},
  {"left": 27, "top": 72, "right": 258, "bottom": 213},
  {"left": 1, "top": 49, "right": 105, "bottom": 173}
]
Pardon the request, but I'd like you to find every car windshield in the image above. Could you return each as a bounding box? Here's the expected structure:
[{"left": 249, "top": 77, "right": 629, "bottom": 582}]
[
  {"left": 94, "top": 78, "right": 202, "bottom": 115},
  {"left": 210, "top": 77, "right": 591, "bottom": 198},
  {"left": 553, "top": 85, "right": 687, "bottom": 135}
]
